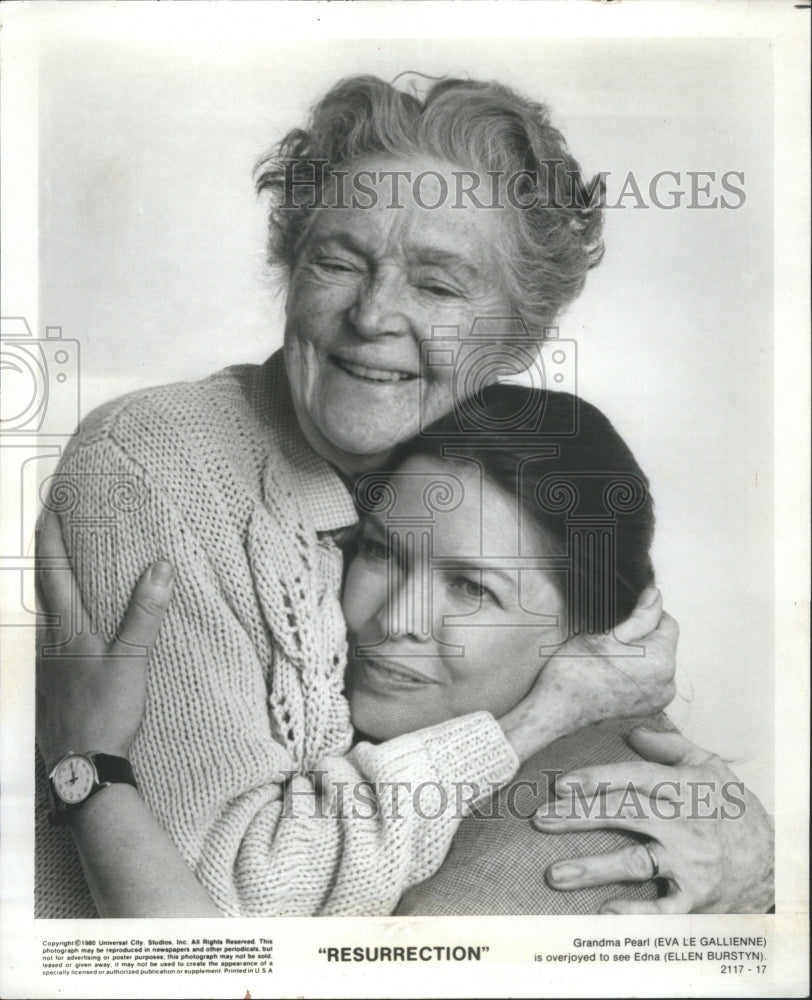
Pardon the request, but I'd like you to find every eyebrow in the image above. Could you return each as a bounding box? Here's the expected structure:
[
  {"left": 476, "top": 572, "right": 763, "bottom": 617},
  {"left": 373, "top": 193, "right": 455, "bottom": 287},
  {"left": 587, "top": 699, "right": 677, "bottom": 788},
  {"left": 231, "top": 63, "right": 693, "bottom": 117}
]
[
  {"left": 406, "top": 246, "right": 481, "bottom": 279},
  {"left": 312, "top": 232, "right": 481, "bottom": 279},
  {"left": 426, "top": 557, "right": 519, "bottom": 588},
  {"left": 363, "top": 518, "right": 550, "bottom": 583},
  {"left": 309, "top": 232, "right": 368, "bottom": 257}
]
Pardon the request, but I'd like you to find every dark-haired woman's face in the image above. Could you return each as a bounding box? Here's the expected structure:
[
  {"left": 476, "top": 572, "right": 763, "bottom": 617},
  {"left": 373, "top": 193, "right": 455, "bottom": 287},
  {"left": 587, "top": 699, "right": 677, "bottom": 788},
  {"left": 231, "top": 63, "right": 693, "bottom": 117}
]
[{"left": 343, "top": 456, "right": 566, "bottom": 740}]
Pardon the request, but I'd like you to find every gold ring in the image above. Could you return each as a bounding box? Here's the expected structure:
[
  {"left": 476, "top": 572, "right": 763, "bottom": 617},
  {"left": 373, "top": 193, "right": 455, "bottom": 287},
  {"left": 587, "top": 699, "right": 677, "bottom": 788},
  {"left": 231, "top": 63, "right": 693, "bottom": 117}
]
[{"left": 643, "top": 840, "right": 660, "bottom": 878}]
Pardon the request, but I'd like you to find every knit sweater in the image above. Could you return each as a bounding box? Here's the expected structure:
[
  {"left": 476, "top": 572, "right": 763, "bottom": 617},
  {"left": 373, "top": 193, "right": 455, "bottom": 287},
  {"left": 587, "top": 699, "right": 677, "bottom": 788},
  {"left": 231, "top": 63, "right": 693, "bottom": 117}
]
[{"left": 35, "top": 351, "right": 519, "bottom": 918}]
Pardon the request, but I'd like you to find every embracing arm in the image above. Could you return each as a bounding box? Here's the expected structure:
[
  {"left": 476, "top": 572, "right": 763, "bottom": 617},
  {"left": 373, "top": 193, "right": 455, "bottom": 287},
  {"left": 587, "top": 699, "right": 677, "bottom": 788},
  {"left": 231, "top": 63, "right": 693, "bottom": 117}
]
[{"left": 36, "top": 538, "right": 220, "bottom": 917}]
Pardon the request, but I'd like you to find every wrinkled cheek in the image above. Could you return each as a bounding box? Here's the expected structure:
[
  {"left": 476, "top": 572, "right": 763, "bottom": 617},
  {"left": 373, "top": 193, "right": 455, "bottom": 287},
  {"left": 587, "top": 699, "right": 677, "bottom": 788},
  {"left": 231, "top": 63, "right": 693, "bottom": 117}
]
[
  {"left": 285, "top": 306, "right": 320, "bottom": 349},
  {"left": 420, "top": 377, "right": 456, "bottom": 426}
]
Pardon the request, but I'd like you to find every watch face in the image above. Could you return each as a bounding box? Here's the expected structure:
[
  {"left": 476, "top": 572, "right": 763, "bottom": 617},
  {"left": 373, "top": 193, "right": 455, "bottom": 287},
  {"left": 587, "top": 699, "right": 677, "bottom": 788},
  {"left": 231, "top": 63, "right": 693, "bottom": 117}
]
[{"left": 52, "top": 755, "right": 96, "bottom": 804}]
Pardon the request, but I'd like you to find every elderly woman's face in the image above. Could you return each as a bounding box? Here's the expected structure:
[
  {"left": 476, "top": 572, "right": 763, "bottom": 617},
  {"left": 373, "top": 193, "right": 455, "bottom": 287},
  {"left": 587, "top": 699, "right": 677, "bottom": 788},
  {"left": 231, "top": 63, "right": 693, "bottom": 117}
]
[{"left": 283, "top": 156, "right": 514, "bottom": 473}]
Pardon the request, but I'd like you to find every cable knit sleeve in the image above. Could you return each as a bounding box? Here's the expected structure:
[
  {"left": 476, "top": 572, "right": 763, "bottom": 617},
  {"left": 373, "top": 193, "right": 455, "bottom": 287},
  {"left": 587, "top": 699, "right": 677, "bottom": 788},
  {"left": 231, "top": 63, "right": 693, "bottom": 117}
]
[{"left": 41, "top": 385, "right": 519, "bottom": 917}]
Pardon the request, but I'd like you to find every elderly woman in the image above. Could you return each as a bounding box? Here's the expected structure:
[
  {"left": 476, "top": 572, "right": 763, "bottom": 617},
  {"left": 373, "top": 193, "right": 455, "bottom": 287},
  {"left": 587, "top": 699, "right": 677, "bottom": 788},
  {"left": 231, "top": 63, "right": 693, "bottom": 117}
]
[{"left": 35, "top": 75, "right": 772, "bottom": 917}]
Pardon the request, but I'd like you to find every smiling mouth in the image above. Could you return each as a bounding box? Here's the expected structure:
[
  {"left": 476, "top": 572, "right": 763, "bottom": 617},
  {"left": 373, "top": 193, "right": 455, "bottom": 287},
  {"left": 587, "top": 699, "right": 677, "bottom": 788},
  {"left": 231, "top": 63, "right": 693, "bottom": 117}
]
[
  {"left": 332, "top": 356, "right": 416, "bottom": 383},
  {"left": 360, "top": 656, "right": 440, "bottom": 688}
]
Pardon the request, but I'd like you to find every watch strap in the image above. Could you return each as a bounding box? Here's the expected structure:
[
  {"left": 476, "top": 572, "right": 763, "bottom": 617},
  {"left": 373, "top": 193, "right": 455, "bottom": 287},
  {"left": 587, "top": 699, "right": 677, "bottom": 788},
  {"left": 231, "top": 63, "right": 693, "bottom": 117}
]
[{"left": 90, "top": 752, "right": 137, "bottom": 788}]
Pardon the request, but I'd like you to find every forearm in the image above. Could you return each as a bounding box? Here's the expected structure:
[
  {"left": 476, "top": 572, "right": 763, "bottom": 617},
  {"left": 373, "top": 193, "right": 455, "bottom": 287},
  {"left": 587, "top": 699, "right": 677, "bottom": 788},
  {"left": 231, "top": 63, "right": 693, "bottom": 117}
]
[
  {"left": 68, "top": 785, "right": 221, "bottom": 917},
  {"left": 499, "top": 682, "right": 585, "bottom": 762}
]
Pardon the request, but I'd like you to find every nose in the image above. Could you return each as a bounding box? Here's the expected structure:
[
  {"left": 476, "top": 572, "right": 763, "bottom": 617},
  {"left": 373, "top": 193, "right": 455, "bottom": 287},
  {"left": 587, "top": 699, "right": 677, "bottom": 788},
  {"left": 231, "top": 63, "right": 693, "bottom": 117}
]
[
  {"left": 348, "top": 268, "right": 411, "bottom": 340},
  {"left": 374, "top": 529, "right": 433, "bottom": 642}
]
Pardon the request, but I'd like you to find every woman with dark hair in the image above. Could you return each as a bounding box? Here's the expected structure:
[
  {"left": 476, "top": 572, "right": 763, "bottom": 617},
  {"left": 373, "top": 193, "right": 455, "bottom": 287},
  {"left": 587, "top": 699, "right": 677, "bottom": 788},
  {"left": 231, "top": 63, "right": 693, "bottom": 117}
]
[
  {"left": 36, "top": 385, "right": 772, "bottom": 915},
  {"left": 346, "top": 384, "right": 655, "bottom": 740}
]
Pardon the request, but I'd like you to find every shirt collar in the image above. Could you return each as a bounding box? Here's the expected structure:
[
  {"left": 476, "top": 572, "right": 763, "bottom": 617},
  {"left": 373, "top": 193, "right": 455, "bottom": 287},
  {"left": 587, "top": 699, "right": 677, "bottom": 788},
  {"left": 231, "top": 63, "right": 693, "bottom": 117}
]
[{"left": 257, "top": 350, "right": 359, "bottom": 535}]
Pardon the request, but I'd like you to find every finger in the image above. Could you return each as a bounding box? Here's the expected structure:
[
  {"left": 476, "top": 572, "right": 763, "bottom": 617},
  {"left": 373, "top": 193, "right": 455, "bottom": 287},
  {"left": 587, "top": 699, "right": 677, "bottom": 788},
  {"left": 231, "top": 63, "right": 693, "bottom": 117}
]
[
  {"left": 533, "top": 804, "right": 662, "bottom": 835},
  {"left": 626, "top": 728, "right": 720, "bottom": 769},
  {"left": 543, "top": 787, "right": 667, "bottom": 823},
  {"left": 110, "top": 561, "right": 175, "bottom": 655},
  {"left": 35, "top": 509, "right": 93, "bottom": 641},
  {"left": 555, "top": 760, "right": 686, "bottom": 799},
  {"left": 613, "top": 586, "right": 662, "bottom": 643},
  {"left": 547, "top": 842, "right": 666, "bottom": 890},
  {"left": 655, "top": 609, "right": 679, "bottom": 642},
  {"left": 600, "top": 891, "right": 691, "bottom": 915}
]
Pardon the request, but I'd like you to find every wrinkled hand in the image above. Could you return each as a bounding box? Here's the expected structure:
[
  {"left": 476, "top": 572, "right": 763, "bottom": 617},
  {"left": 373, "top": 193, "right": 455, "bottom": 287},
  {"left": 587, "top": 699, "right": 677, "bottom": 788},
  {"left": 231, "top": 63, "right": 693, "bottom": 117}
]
[
  {"left": 35, "top": 509, "right": 175, "bottom": 769},
  {"left": 534, "top": 728, "right": 775, "bottom": 913},
  {"left": 542, "top": 587, "right": 678, "bottom": 732},
  {"left": 501, "top": 588, "right": 678, "bottom": 760}
]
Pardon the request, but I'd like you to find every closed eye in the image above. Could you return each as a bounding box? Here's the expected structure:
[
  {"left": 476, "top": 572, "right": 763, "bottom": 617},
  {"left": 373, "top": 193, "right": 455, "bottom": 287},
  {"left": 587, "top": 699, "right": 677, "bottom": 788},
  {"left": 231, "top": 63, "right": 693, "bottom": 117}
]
[
  {"left": 418, "top": 282, "right": 460, "bottom": 299},
  {"left": 315, "top": 257, "right": 360, "bottom": 274}
]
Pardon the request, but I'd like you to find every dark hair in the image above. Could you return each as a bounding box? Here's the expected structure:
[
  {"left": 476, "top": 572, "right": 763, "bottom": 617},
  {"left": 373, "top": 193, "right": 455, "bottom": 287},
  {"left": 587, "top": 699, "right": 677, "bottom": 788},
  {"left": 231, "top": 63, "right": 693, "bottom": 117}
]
[
  {"left": 379, "top": 384, "right": 654, "bottom": 634},
  {"left": 255, "top": 74, "right": 604, "bottom": 332}
]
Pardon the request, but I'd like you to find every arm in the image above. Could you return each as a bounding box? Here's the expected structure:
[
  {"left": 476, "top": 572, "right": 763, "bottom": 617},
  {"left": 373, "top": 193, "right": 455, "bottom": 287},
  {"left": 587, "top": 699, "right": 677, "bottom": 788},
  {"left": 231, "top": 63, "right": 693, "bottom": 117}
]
[
  {"left": 70, "top": 787, "right": 222, "bottom": 918},
  {"left": 36, "top": 535, "right": 219, "bottom": 917}
]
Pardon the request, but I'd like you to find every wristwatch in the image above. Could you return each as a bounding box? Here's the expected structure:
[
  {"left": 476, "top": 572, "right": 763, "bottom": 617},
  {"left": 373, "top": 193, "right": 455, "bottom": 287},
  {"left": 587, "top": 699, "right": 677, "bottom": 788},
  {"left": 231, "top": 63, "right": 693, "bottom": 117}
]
[{"left": 47, "top": 751, "right": 137, "bottom": 825}]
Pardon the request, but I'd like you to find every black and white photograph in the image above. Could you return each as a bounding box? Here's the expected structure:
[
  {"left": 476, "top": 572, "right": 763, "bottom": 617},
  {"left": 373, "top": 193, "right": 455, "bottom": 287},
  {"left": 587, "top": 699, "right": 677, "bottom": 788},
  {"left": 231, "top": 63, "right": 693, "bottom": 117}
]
[{"left": 0, "top": 2, "right": 808, "bottom": 998}]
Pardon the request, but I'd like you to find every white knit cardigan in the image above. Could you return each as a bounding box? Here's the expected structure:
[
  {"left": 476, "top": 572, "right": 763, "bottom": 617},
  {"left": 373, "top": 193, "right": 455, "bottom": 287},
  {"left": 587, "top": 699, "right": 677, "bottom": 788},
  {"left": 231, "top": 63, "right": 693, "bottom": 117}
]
[{"left": 35, "top": 352, "right": 518, "bottom": 917}]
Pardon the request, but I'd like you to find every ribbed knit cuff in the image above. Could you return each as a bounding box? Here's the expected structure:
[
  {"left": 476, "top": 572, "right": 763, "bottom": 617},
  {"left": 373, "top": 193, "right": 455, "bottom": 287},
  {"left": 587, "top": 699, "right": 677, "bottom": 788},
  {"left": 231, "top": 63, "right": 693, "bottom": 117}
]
[
  {"left": 355, "top": 712, "right": 519, "bottom": 806},
  {"left": 420, "top": 712, "right": 520, "bottom": 801}
]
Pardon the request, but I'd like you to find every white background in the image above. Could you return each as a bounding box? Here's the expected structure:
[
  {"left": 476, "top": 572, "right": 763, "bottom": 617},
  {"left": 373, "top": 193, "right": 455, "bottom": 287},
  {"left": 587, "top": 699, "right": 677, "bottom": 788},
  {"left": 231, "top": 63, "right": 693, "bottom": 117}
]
[{"left": 38, "top": 30, "right": 774, "bottom": 800}]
